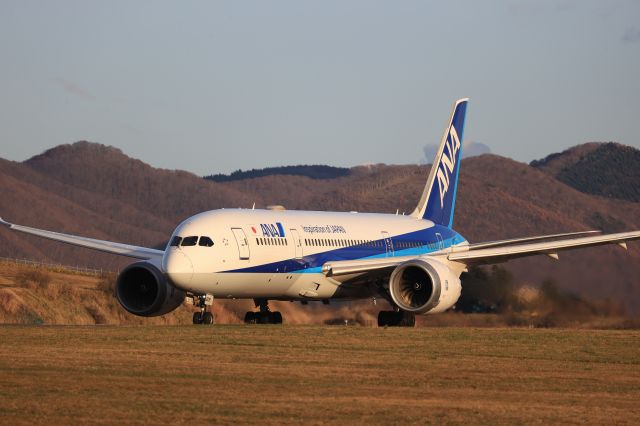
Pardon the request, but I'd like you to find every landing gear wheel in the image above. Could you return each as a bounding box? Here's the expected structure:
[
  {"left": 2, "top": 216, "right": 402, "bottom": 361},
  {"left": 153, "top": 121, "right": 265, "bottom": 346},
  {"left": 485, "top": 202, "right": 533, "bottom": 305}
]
[
  {"left": 244, "top": 311, "right": 257, "bottom": 324},
  {"left": 202, "top": 311, "right": 214, "bottom": 325},
  {"left": 244, "top": 299, "right": 284, "bottom": 324},
  {"left": 258, "top": 312, "right": 271, "bottom": 324},
  {"left": 378, "top": 311, "right": 401, "bottom": 326},
  {"left": 377, "top": 311, "right": 389, "bottom": 327},
  {"left": 271, "top": 311, "right": 283, "bottom": 324},
  {"left": 400, "top": 312, "right": 415, "bottom": 327},
  {"left": 244, "top": 309, "right": 282, "bottom": 324},
  {"left": 191, "top": 294, "right": 214, "bottom": 325},
  {"left": 378, "top": 310, "right": 415, "bottom": 327}
]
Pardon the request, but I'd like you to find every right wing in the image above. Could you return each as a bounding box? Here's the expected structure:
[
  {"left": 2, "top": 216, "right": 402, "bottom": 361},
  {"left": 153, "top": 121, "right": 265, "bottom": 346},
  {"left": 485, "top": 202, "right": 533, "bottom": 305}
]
[{"left": 0, "top": 217, "right": 164, "bottom": 261}]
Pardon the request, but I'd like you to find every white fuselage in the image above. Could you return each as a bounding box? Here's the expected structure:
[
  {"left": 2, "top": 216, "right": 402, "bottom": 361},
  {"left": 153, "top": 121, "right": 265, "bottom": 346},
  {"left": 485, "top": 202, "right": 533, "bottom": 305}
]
[{"left": 162, "top": 209, "right": 467, "bottom": 301}]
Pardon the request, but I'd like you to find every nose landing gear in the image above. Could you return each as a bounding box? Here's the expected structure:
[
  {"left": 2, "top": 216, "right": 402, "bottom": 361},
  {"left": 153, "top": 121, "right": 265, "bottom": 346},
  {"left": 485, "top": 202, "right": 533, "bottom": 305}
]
[
  {"left": 193, "top": 311, "right": 214, "bottom": 325},
  {"left": 190, "top": 294, "right": 214, "bottom": 325},
  {"left": 244, "top": 299, "right": 283, "bottom": 324}
]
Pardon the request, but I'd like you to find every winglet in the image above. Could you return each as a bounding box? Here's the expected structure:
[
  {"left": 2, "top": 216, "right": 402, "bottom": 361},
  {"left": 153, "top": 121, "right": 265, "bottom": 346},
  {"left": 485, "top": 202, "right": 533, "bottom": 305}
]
[
  {"left": 411, "top": 98, "right": 469, "bottom": 227},
  {"left": 0, "top": 217, "right": 11, "bottom": 228}
]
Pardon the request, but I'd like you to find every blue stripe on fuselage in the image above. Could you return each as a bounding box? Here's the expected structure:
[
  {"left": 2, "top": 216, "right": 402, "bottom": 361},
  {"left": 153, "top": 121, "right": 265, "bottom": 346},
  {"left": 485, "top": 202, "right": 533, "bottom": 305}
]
[{"left": 222, "top": 225, "right": 466, "bottom": 274}]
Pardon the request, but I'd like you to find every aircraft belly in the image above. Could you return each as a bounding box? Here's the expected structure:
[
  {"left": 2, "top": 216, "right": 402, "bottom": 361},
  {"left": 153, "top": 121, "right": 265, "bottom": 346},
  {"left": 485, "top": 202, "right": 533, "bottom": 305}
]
[{"left": 186, "top": 272, "right": 368, "bottom": 300}]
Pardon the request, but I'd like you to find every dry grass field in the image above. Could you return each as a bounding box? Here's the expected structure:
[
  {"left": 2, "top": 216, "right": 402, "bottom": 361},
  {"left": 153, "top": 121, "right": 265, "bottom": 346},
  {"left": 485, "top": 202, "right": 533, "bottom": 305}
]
[
  {"left": 1, "top": 325, "right": 639, "bottom": 425},
  {"left": 2, "top": 261, "right": 637, "bottom": 329}
]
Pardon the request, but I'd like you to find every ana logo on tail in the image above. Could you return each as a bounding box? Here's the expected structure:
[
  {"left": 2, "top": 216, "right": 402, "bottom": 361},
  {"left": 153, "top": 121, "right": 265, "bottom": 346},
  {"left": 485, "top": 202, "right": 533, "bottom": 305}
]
[
  {"left": 436, "top": 125, "right": 461, "bottom": 208},
  {"left": 410, "top": 98, "right": 467, "bottom": 225}
]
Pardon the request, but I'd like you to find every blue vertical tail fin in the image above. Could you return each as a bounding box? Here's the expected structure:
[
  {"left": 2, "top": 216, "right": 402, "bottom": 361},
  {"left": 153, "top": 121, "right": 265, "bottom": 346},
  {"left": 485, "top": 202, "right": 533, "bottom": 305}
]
[{"left": 411, "top": 98, "right": 468, "bottom": 227}]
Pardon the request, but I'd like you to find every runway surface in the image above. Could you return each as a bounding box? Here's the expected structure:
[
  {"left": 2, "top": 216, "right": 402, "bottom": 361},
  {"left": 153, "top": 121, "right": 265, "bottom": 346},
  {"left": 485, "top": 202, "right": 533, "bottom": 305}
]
[{"left": 0, "top": 325, "right": 639, "bottom": 424}]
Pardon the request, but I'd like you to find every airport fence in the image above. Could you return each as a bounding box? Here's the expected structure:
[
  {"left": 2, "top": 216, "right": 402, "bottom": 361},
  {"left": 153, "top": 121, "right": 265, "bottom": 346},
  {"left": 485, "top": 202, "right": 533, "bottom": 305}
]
[{"left": 0, "top": 256, "right": 116, "bottom": 276}]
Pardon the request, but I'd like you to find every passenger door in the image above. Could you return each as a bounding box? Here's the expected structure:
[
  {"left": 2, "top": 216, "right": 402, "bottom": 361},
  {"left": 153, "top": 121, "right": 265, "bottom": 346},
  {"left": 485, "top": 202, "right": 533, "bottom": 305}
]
[
  {"left": 435, "top": 233, "right": 444, "bottom": 251},
  {"left": 289, "top": 228, "right": 303, "bottom": 259},
  {"left": 381, "top": 231, "right": 394, "bottom": 257},
  {"left": 231, "top": 228, "right": 250, "bottom": 260}
]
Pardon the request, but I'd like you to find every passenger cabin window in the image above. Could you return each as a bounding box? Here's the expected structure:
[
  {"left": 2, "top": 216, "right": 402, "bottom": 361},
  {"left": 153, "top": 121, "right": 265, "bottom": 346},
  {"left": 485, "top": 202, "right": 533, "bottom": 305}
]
[
  {"left": 170, "top": 236, "right": 182, "bottom": 247},
  {"left": 199, "top": 236, "right": 214, "bottom": 247},
  {"left": 181, "top": 236, "right": 198, "bottom": 246}
]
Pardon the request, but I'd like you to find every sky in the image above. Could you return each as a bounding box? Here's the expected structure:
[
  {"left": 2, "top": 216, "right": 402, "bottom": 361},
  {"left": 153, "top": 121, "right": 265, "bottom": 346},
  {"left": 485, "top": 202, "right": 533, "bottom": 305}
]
[{"left": 1, "top": 0, "right": 639, "bottom": 175}]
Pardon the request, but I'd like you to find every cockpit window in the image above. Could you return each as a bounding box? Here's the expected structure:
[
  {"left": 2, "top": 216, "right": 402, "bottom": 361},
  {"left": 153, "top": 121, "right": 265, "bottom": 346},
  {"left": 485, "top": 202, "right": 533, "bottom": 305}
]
[
  {"left": 170, "top": 236, "right": 182, "bottom": 247},
  {"left": 199, "top": 236, "right": 214, "bottom": 247},
  {"left": 181, "top": 236, "right": 198, "bottom": 246}
]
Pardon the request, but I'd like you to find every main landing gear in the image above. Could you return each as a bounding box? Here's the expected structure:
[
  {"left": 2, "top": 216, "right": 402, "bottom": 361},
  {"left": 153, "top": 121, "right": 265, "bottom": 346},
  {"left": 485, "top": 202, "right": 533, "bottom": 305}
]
[
  {"left": 244, "top": 299, "right": 283, "bottom": 324},
  {"left": 191, "top": 294, "right": 214, "bottom": 325},
  {"left": 377, "top": 309, "right": 416, "bottom": 327}
]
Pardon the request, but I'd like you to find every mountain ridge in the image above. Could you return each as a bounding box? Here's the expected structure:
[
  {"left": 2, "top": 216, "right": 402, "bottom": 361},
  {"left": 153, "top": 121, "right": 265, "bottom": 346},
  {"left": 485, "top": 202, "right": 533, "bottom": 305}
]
[
  {"left": 205, "top": 165, "right": 350, "bottom": 182},
  {"left": 1, "top": 140, "right": 639, "bottom": 312},
  {"left": 531, "top": 142, "right": 640, "bottom": 202}
]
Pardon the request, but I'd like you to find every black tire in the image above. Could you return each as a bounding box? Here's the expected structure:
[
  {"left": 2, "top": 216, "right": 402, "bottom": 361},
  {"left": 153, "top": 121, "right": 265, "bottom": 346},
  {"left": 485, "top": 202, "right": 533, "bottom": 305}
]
[
  {"left": 258, "top": 312, "right": 271, "bottom": 324},
  {"left": 192, "top": 312, "right": 203, "bottom": 324},
  {"left": 202, "top": 311, "right": 214, "bottom": 325},
  {"left": 388, "top": 311, "right": 402, "bottom": 327},
  {"left": 244, "top": 311, "right": 256, "bottom": 324},
  {"left": 271, "top": 311, "right": 283, "bottom": 324},
  {"left": 400, "top": 312, "right": 416, "bottom": 327},
  {"left": 377, "top": 311, "right": 388, "bottom": 327},
  {"left": 379, "top": 311, "right": 414, "bottom": 327}
]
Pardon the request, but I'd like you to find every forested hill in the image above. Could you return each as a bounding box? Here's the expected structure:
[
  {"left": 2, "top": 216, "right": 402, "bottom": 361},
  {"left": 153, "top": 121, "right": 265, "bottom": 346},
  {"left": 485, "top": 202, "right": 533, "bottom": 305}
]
[
  {"left": 205, "top": 165, "right": 350, "bottom": 182},
  {"left": 531, "top": 142, "right": 640, "bottom": 202}
]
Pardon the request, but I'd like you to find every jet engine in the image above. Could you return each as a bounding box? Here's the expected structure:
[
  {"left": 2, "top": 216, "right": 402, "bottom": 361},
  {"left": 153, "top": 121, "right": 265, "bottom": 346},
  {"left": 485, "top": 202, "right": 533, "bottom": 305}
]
[
  {"left": 116, "top": 262, "right": 185, "bottom": 317},
  {"left": 388, "top": 259, "right": 461, "bottom": 314}
]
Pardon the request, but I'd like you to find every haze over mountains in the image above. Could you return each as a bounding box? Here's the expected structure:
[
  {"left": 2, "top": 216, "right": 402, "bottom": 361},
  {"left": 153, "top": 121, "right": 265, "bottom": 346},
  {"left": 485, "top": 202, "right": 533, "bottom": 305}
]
[{"left": 1, "top": 141, "right": 639, "bottom": 312}]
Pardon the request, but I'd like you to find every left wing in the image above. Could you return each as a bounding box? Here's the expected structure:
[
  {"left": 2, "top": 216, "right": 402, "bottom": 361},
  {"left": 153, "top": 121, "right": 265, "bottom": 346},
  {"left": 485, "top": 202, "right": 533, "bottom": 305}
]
[
  {"left": 322, "top": 256, "right": 415, "bottom": 277},
  {"left": 0, "top": 217, "right": 164, "bottom": 260},
  {"left": 463, "top": 230, "right": 600, "bottom": 250},
  {"left": 447, "top": 231, "right": 640, "bottom": 265},
  {"left": 322, "top": 231, "right": 640, "bottom": 277}
]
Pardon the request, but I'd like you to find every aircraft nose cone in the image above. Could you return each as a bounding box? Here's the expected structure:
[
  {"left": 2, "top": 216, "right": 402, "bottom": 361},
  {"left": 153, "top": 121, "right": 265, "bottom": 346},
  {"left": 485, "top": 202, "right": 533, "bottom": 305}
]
[{"left": 164, "top": 250, "right": 194, "bottom": 288}]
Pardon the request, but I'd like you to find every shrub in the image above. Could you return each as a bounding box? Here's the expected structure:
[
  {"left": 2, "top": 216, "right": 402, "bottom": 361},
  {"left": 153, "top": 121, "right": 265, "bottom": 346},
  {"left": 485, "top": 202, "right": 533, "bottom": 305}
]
[
  {"left": 15, "top": 269, "right": 52, "bottom": 287},
  {"left": 97, "top": 273, "right": 117, "bottom": 296}
]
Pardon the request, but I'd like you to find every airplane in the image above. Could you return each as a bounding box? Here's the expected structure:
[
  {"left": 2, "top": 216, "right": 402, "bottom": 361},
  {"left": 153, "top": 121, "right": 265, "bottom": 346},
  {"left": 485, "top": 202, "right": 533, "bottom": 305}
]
[{"left": 2, "top": 98, "right": 639, "bottom": 326}]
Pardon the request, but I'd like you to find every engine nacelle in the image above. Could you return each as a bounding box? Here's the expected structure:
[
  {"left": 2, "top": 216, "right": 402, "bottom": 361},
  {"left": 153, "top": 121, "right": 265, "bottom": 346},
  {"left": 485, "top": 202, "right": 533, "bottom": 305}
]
[
  {"left": 388, "top": 259, "right": 461, "bottom": 314},
  {"left": 116, "top": 262, "right": 185, "bottom": 317}
]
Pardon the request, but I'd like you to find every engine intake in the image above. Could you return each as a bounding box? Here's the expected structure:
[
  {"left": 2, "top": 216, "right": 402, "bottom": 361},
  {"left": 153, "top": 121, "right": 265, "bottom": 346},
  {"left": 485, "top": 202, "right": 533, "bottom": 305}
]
[
  {"left": 116, "top": 262, "right": 185, "bottom": 317},
  {"left": 388, "top": 259, "right": 461, "bottom": 314}
]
